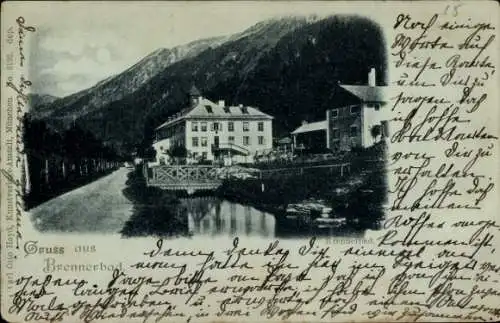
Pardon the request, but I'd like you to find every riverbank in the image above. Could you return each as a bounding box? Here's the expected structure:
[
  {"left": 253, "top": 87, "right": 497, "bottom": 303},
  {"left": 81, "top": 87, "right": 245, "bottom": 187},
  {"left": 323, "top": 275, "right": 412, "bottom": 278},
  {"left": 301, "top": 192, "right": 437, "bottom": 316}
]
[
  {"left": 216, "top": 144, "right": 387, "bottom": 230},
  {"left": 120, "top": 167, "right": 189, "bottom": 237}
]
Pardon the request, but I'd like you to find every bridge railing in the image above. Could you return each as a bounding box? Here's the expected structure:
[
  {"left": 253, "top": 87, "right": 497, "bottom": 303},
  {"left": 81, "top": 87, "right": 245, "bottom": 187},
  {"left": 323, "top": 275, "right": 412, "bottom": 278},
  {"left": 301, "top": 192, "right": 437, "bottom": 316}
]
[
  {"left": 145, "top": 165, "right": 223, "bottom": 187},
  {"left": 257, "top": 162, "right": 351, "bottom": 179}
]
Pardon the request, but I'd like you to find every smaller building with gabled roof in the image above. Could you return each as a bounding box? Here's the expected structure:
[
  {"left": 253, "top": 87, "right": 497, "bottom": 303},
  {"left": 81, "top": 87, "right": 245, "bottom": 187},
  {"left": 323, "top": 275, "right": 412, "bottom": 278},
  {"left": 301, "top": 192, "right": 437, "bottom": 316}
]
[
  {"left": 290, "top": 68, "right": 388, "bottom": 153},
  {"left": 329, "top": 68, "right": 388, "bottom": 151}
]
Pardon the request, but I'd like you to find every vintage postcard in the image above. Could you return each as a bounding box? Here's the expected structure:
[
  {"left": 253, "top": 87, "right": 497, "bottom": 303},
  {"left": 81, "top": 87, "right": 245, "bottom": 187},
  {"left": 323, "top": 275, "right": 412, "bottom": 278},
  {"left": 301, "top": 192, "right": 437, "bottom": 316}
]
[{"left": 1, "top": 1, "right": 499, "bottom": 322}]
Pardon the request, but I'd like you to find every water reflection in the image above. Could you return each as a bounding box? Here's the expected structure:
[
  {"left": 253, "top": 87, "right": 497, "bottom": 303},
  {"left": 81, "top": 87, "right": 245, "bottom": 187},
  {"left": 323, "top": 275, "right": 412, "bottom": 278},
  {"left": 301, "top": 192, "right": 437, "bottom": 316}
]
[{"left": 180, "top": 197, "right": 276, "bottom": 238}]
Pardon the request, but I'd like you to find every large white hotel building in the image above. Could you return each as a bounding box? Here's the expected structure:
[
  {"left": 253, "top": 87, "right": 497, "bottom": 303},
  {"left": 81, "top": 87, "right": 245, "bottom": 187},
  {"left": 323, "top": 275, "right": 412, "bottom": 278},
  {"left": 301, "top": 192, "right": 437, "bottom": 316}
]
[{"left": 153, "top": 86, "right": 273, "bottom": 165}]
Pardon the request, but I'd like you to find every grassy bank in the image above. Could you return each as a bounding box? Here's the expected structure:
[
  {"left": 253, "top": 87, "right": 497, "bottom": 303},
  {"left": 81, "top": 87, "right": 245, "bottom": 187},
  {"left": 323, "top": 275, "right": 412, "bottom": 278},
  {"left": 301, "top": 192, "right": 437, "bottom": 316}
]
[
  {"left": 217, "top": 167, "right": 386, "bottom": 230},
  {"left": 217, "top": 144, "right": 387, "bottom": 230}
]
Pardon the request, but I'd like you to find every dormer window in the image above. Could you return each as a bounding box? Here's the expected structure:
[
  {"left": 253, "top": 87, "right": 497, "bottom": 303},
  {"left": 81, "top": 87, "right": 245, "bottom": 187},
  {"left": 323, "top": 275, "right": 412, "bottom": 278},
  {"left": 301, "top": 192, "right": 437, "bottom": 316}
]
[
  {"left": 223, "top": 107, "right": 231, "bottom": 113},
  {"left": 241, "top": 106, "right": 249, "bottom": 114},
  {"left": 205, "top": 105, "right": 213, "bottom": 113}
]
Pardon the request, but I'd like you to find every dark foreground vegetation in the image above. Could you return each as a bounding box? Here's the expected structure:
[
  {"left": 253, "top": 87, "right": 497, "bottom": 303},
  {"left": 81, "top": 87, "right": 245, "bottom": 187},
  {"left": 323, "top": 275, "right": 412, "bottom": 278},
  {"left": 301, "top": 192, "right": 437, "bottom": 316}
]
[
  {"left": 23, "top": 117, "right": 122, "bottom": 209},
  {"left": 120, "top": 167, "right": 189, "bottom": 237},
  {"left": 217, "top": 143, "right": 387, "bottom": 231}
]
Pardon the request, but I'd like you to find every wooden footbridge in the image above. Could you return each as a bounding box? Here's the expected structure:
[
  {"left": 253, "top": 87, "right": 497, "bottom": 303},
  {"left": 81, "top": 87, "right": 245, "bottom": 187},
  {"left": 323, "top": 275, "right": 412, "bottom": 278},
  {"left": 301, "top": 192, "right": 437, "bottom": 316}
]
[
  {"left": 144, "top": 165, "right": 223, "bottom": 193},
  {"left": 144, "top": 162, "right": 352, "bottom": 194}
]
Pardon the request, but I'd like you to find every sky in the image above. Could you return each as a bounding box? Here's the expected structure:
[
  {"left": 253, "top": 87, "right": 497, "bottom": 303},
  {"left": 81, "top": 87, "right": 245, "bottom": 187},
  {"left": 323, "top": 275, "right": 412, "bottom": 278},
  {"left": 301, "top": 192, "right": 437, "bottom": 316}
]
[{"left": 22, "top": 1, "right": 382, "bottom": 97}]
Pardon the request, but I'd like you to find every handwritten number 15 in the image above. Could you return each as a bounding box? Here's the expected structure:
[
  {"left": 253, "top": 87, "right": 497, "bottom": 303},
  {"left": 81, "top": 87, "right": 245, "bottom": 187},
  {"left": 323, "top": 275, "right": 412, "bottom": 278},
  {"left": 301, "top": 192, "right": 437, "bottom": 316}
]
[{"left": 443, "top": 4, "right": 461, "bottom": 17}]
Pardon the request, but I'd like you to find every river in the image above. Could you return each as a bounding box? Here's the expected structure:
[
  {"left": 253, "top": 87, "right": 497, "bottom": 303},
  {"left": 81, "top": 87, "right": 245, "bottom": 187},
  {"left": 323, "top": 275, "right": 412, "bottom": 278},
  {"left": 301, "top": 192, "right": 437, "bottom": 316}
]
[
  {"left": 178, "top": 197, "right": 367, "bottom": 238},
  {"left": 180, "top": 197, "right": 276, "bottom": 238}
]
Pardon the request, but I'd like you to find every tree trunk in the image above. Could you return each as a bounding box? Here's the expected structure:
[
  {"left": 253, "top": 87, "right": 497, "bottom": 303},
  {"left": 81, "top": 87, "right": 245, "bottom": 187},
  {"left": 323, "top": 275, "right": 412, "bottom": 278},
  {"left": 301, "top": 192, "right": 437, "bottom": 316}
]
[
  {"left": 44, "top": 158, "right": 50, "bottom": 185},
  {"left": 62, "top": 160, "right": 66, "bottom": 179}
]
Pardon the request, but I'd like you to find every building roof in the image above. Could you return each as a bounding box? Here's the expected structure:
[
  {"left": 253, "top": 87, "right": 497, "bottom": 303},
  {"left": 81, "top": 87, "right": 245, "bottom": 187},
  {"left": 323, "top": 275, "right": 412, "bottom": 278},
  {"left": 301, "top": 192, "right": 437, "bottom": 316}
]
[
  {"left": 291, "top": 120, "right": 327, "bottom": 135},
  {"left": 156, "top": 97, "right": 273, "bottom": 130},
  {"left": 339, "top": 84, "right": 387, "bottom": 102},
  {"left": 277, "top": 137, "right": 292, "bottom": 144}
]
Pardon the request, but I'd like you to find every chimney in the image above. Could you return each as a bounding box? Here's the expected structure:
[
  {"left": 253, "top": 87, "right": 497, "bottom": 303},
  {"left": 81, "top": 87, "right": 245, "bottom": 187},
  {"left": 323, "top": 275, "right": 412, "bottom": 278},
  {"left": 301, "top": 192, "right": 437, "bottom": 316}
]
[
  {"left": 368, "top": 67, "right": 376, "bottom": 87},
  {"left": 218, "top": 100, "right": 225, "bottom": 107}
]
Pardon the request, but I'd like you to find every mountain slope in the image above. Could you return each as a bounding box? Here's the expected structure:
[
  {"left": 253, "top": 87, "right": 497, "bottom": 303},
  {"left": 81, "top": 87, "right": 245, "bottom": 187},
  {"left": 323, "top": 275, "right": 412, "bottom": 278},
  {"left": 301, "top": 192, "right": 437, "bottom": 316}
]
[
  {"left": 31, "top": 35, "right": 229, "bottom": 120},
  {"left": 28, "top": 93, "right": 59, "bottom": 112},
  {"left": 38, "top": 15, "right": 386, "bottom": 154}
]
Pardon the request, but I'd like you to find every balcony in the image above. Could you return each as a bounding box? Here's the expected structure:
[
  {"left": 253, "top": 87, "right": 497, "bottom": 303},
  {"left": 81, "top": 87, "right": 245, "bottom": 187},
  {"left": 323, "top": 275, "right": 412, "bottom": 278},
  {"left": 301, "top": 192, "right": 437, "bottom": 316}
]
[{"left": 211, "top": 142, "right": 249, "bottom": 156}]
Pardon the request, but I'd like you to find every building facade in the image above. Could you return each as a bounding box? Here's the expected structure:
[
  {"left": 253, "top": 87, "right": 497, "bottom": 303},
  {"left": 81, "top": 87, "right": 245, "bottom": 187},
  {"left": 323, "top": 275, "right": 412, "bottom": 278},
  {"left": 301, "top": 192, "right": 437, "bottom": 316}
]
[
  {"left": 153, "top": 87, "right": 273, "bottom": 165},
  {"left": 291, "top": 68, "right": 388, "bottom": 153},
  {"left": 328, "top": 68, "right": 388, "bottom": 151}
]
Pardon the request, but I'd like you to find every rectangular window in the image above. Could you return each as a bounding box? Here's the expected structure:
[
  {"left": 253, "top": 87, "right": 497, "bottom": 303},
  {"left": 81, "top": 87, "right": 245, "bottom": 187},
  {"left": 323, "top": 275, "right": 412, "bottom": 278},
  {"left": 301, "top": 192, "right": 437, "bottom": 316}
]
[
  {"left": 201, "top": 122, "right": 207, "bottom": 132},
  {"left": 243, "top": 122, "right": 249, "bottom": 132},
  {"left": 374, "top": 104, "right": 380, "bottom": 111},
  {"left": 201, "top": 152, "right": 207, "bottom": 160},
  {"left": 228, "top": 122, "right": 234, "bottom": 132},
  {"left": 205, "top": 105, "right": 213, "bottom": 113},
  {"left": 350, "top": 125, "right": 358, "bottom": 137},
  {"left": 192, "top": 137, "right": 199, "bottom": 147},
  {"left": 258, "top": 136, "right": 264, "bottom": 145},
  {"left": 191, "top": 122, "right": 198, "bottom": 132},
  {"left": 350, "top": 105, "right": 360, "bottom": 114},
  {"left": 243, "top": 136, "right": 250, "bottom": 146},
  {"left": 258, "top": 122, "right": 264, "bottom": 131},
  {"left": 201, "top": 137, "right": 208, "bottom": 147},
  {"left": 331, "top": 109, "right": 339, "bottom": 118},
  {"left": 332, "top": 128, "right": 340, "bottom": 139},
  {"left": 228, "top": 136, "right": 235, "bottom": 143},
  {"left": 211, "top": 122, "right": 218, "bottom": 131}
]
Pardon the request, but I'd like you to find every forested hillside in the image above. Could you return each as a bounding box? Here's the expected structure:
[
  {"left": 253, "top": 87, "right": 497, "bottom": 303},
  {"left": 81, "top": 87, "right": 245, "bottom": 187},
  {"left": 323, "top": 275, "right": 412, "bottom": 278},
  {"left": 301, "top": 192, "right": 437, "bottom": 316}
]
[{"left": 33, "top": 15, "right": 386, "bottom": 155}]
